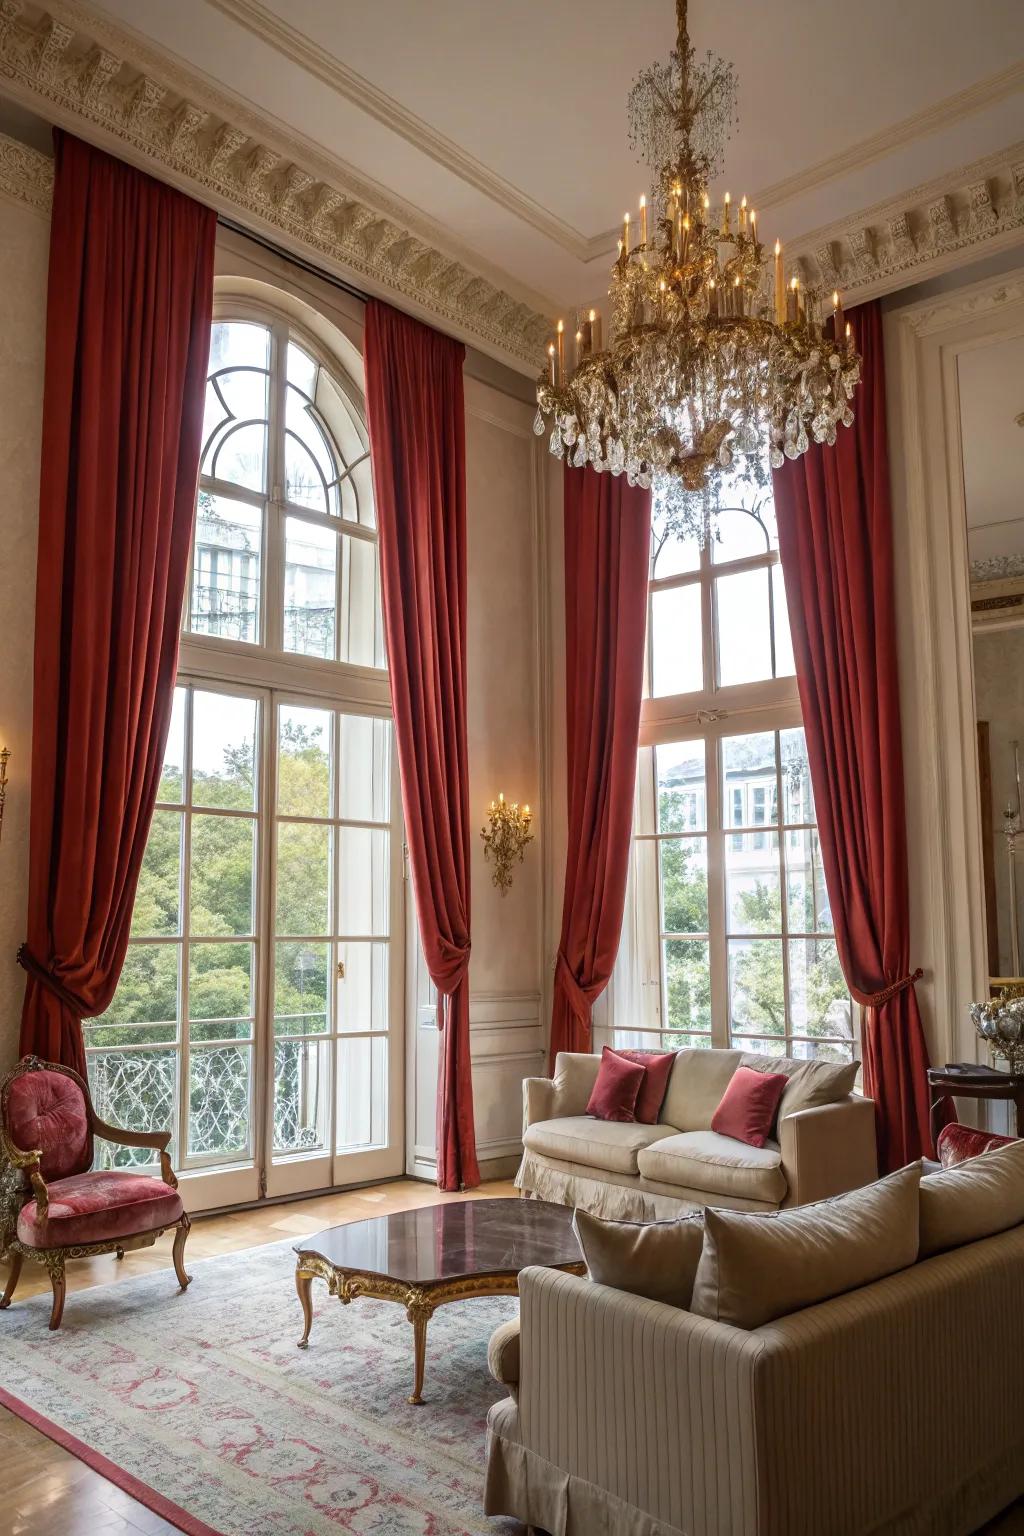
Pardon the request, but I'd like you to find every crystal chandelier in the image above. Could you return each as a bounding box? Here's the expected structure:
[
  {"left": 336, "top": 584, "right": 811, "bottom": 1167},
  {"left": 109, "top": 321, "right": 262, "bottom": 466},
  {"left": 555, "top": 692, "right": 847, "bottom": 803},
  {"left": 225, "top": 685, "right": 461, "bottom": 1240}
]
[{"left": 535, "top": 0, "right": 861, "bottom": 538}]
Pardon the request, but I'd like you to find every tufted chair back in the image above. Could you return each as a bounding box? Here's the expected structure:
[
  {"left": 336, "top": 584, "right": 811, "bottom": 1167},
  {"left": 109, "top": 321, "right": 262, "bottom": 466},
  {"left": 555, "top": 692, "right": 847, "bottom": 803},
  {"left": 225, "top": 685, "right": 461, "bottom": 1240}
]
[{"left": 4, "top": 1065, "right": 93, "bottom": 1181}]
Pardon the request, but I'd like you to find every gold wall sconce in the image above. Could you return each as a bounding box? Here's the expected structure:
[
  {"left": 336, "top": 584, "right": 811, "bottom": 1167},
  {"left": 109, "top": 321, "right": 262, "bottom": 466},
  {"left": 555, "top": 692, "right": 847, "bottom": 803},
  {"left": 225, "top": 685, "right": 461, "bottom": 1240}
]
[
  {"left": 480, "top": 792, "right": 533, "bottom": 895},
  {"left": 0, "top": 747, "right": 9, "bottom": 846}
]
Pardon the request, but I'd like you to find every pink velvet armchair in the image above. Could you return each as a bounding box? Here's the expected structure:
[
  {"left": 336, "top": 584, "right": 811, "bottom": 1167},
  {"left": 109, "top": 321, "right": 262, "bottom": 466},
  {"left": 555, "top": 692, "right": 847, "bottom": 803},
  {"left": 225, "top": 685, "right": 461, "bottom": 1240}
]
[{"left": 0, "top": 1054, "right": 191, "bottom": 1329}]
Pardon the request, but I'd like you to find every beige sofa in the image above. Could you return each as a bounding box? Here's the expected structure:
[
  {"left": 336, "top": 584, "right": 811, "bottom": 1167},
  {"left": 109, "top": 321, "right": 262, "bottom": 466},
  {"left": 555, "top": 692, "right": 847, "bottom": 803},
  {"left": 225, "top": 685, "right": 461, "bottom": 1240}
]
[
  {"left": 485, "top": 1220, "right": 1024, "bottom": 1536},
  {"left": 516, "top": 1047, "right": 877, "bottom": 1218}
]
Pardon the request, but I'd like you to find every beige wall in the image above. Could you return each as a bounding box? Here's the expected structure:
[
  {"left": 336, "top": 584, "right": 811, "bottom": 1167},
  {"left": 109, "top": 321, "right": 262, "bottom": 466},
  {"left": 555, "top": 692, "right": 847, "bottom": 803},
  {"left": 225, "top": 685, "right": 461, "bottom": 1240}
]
[{"left": 0, "top": 188, "right": 46, "bottom": 1071}]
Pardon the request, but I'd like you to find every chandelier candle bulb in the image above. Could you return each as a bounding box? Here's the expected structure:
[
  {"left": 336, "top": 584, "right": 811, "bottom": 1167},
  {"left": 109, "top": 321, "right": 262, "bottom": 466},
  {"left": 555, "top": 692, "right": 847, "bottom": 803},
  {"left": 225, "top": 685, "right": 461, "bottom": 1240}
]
[
  {"left": 589, "top": 308, "right": 602, "bottom": 352},
  {"left": 707, "top": 276, "right": 718, "bottom": 316},
  {"left": 787, "top": 275, "right": 799, "bottom": 324},
  {"left": 639, "top": 194, "right": 648, "bottom": 246},
  {"left": 739, "top": 194, "right": 747, "bottom": 230},
  {"left": 832, "top": 288, "right": 844, "bottom": 342},
  {"left": 574, "top": 329, "right": 584, "bottom": 367},
  {"left": 774, "top": 239, "right": 785, "bottom": 324},
  {"left": 547, "top": 342, "right": 556, "bottom": 386},
  {"left": 622, "top": 211, "right": 630, "bottom": 255},
  {"left": 556, "top": 320, "right": 565, "bottom": 384}
]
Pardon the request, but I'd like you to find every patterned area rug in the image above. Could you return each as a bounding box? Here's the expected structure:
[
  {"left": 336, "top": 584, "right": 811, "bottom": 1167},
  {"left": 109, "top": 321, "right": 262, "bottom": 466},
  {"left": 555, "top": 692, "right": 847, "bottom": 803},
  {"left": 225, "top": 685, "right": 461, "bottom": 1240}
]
[{"left": 0, "top": 1239, "right": 520, "bottom": 1536}]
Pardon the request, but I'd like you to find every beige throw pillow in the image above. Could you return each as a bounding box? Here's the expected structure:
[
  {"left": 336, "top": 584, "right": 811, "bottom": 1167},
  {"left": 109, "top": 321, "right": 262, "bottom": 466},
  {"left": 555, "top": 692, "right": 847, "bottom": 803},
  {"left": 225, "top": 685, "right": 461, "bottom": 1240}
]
[
  {"left": 572, "top": 1207, "right": 705, "bottom": 1310},
  {"left": 919, "top": 1138, "right": 1024, "bottom": 1258},
  {"left": 741, "top": 1052, "right": 859, "bottom": 1123},
  {"left": 690, "top": 1162, "right": 922, "bottom": 1329}
]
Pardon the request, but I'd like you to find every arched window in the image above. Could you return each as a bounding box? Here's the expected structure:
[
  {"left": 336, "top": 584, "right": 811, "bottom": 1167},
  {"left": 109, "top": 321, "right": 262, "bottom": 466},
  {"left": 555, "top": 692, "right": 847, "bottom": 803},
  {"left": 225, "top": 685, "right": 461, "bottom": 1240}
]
[{"left": 87, "top": 292, "right": 401, "bottom": 1210}]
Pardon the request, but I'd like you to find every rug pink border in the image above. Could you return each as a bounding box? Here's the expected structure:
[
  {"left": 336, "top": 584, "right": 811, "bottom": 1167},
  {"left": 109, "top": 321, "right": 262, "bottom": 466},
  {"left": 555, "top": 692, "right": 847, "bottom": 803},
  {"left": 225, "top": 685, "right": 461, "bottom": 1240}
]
[{"left": 0, "top": 1385, "right": 224, "bottom": 1536}]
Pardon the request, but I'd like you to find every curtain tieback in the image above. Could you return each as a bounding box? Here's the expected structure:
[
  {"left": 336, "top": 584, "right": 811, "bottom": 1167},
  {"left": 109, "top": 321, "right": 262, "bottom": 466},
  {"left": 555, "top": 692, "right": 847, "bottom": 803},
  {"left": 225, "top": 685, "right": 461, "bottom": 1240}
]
[
  {"left": 555, "top": 951, "right": 593, "bottom": 1024},
  {"left": 852, "top": 967, "right": 924, "bottom": 1009},
  {"left": 17, "top": 945, "right": 89, "bottom": 1018}
]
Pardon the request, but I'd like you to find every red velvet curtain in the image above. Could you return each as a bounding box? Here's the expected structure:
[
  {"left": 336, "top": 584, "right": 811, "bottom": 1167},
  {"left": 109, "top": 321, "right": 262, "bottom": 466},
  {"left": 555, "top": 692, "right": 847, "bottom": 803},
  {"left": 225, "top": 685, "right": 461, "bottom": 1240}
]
[
  {"left": 772, "top": 299, "right": 933, "bottom": 1170},
  {"left": 19, "top": 132, "right": 215, "bottom": 1076},
  {"left": 363, "top": 301, "right": 478, "bottom": 1191},
  {"left": 549, "top": 464, "right": 652, "bottom": 1071}
]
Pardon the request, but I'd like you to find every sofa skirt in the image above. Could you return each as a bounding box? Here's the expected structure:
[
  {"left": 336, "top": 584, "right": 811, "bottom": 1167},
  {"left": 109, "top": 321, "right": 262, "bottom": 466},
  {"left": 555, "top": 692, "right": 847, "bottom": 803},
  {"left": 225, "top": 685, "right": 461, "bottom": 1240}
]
[
  {"left": 484, "top": 1397, "right": 685, "bottom": 1536},
  {"left": 515, "top": 1150, "right": 776, "bottom": 1220}
]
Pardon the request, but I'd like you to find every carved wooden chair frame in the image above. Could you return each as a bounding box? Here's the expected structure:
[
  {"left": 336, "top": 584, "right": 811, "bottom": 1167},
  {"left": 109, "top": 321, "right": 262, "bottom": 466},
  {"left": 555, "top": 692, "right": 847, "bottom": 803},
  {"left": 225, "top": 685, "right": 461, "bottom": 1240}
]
[{"left": 0, "top": 1054, "right": 191, "bottom": 1329}]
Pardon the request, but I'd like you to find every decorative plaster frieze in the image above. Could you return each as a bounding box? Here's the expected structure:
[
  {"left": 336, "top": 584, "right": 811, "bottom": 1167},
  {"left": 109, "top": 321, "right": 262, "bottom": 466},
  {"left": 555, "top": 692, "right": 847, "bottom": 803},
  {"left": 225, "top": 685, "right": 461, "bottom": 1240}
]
[
  {"left": 788, "top": 144, "right": 1024, "bottom": 305},
  {"left": 896, "top": 271, "right": 1024, "bottom": 337},
  {"left": 0, "top": 128, "right": 52, "bottom": 209},
  {"left": 971, "top": 556, "right": 1024, "bottom": 583},
  {"left": 0, "top": 0, "right": 553, "bottom": 371}
]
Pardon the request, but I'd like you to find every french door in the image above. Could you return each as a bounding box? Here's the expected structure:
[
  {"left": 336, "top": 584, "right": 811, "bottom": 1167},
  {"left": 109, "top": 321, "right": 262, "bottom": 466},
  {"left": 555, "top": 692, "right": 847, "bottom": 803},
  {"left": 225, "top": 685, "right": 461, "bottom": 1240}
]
[{"left": 86, "top": 676, "right": 404, "bottom": 1208}]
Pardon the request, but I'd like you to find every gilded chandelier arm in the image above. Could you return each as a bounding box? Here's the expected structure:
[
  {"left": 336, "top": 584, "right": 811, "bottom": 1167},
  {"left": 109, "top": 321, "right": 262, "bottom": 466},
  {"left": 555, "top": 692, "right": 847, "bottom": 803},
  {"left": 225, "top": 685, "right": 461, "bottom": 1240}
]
[{"left": 89, "top": 1116, "right": 178, "bottom": 1189}]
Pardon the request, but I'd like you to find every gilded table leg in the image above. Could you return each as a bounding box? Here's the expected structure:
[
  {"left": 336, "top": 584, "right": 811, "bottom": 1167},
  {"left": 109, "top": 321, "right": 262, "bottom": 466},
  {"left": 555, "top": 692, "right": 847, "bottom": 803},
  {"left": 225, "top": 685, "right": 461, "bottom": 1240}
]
[
  {"left": 0, "top": 1251, "right": 22, "bottom": 1309},
  {"left": 296, "top": 1267, "right": 315, "bottom": 1349},
  {"left": 172, "top": 1215, "right": 192, "bottom": 1291},
  {"left": 406, "top": 1294, "right": 434, "bottom": 1406},
  {"left": 46, "top": 1254, "right": 66, "bottom": 1332}
]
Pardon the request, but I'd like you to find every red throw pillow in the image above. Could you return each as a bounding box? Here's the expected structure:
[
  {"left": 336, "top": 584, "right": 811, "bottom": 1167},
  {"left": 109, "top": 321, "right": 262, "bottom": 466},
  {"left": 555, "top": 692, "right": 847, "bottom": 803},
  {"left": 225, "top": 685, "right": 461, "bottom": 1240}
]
[
  {"left": 586, "top": 1046, "right": 646, "bottom": 1123},
  {"left": 711, "top": 1065, "right": 788, "bottom": 1149},
  {"left": 937, "top": 1122, "right": 1017, "bottom": 1168},
  {"left": 609, "top": 1048, "right": 676, "bottom": 1123}
]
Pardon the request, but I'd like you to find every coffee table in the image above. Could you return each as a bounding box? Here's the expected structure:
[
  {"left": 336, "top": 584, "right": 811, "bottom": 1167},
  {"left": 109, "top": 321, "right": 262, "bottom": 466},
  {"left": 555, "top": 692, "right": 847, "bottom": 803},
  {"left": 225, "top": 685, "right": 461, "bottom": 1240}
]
[{"left": 293, "top": 1196, "right": 584, "bottom": 1405}]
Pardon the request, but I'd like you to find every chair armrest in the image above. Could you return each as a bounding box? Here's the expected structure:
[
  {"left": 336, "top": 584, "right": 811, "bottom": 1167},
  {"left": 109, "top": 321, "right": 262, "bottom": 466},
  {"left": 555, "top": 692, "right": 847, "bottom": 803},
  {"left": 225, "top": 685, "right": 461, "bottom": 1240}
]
[
  {"left": 89, "top": 1116, "right": 178, "bottom": 1189},
  {"left": 780, "top": 1095, "right": 877, "bottom": 1207},
  {"left": 487, "top": 1317, "right": 521, "bottom": 1392},
  {"left": 516, "top": 1266, "right": 764, "bottom": 1536},
  {"left": 522, "top": 1052, "right": 602, "bottom": 1130},
  {"left": 0, "top": 1126, "right": 49, "bottom": 1216}
]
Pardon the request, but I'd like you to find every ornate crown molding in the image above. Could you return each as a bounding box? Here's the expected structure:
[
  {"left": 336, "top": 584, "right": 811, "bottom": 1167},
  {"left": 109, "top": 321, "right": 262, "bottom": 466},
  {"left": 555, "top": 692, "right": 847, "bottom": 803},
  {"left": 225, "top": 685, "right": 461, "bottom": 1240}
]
[
  {"left": 895, "top": 269, "right": 1024, "bottom": 337},
  {"left": 787, "top": 141, "right": 1024, "bottom": 305},
  {"left": 0, "top": 127, "right": 52, "bottom": 209},
  {"left": 0, "top": 0, "right": 554, "bottom": 372}
]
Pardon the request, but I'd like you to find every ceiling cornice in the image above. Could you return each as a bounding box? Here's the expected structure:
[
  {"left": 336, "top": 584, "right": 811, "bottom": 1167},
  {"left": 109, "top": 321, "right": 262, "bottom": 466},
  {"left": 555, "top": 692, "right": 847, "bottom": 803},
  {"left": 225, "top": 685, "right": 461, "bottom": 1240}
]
[
  {"left": 0, "top": 0, "right": 554, "bottom": 372},
  {"left": 205, "top": 0, "right": 595, "bottom": 263},
  {"left": 786, "top": 140, "right": 1024, "bottom": 304},
  {"left": 0, "top": 123, "right": 51, "bottom": 208}
]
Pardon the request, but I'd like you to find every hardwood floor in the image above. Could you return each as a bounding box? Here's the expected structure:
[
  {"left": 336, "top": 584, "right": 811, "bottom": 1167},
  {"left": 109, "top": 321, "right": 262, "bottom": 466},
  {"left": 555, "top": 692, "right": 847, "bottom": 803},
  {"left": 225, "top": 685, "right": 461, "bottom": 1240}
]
[
  {"left": 0, "top": 1175, "right": 515, "bottom": 1535},
  {"left": 0, "top": 1173, "right": 1021, "bottom": 1536}
]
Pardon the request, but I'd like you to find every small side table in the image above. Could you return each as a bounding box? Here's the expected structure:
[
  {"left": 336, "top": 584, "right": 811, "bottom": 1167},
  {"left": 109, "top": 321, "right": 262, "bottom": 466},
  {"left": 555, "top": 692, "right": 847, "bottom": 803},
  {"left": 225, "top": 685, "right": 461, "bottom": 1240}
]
[{"left": 927, "top": 1064, "right": 1024, "bottom": 1147}]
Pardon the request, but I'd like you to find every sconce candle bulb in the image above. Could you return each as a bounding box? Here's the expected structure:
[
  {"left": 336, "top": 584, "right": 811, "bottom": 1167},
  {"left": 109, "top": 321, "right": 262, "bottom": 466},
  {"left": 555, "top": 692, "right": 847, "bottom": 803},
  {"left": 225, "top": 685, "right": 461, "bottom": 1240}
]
[
  {"left": 480, "top": 793, "right": 534, "bottom": 896},
  {"left": 0, "top": 747, "right": 9, "bottom": 846}
]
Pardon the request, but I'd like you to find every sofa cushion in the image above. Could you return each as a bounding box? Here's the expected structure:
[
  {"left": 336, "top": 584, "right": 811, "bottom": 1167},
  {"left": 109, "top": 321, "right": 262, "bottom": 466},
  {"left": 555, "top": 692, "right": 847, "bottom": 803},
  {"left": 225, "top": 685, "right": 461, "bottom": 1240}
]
[
  {"left": 712, "top": 1066, "right": 788, "bottom": 1148},
  {"left": 636, "top": 1130, "right": 787, "bottom": 1203},
  {"left": 6, "top": 1067, "right": 93, "bottom": 1182},
  {"left": 608, "top": 1048, "right": 676, "bottom": 1123},
  {"left": 919, "top": 1138, "right": 1024, "bottom": 1258},
  {"left": 17, "top": 1170, "right": 184, "bottom": 1249},
  {"left": 523, "top": 1116, "right": 676, "bottom": 1176},
  {"left": 690, "top": 1162, "right": 922, "bottom": 1329},
  {"left": 742, "top": 1051, "right": 859, "bottom": 1125},
  {"left": 660, "top": 1049, "right": 742, "bottom": 1131},
  {"left": 586, "top": 1047, "right": 646, "bottom": 1122},
  {"left": 573, "top": 1206, "right": 705, "bottom": 1309}
]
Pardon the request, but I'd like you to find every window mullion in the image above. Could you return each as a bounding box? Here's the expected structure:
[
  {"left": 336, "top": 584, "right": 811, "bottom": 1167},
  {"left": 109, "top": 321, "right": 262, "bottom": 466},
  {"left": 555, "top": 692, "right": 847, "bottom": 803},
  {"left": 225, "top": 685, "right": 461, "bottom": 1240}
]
[
  {"left": 178, "top": 686, "right": 194, "bottom": 1164},
  {"left": 266, "top": 320, "right": 288, "bottom": 655},
  {"left": 776, "top": 731, "right": 793, "bottom": 1056},
  {"left": 707, "top": 733, "right": 730, "bottom": 1049}
]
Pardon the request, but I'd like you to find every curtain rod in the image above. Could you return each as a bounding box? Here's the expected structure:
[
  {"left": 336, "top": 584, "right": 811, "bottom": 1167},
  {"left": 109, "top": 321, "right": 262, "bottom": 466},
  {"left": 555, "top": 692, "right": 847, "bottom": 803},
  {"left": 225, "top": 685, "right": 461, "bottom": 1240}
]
[{"left": 216, "top": 213, "right": 370, "bottom": 306}]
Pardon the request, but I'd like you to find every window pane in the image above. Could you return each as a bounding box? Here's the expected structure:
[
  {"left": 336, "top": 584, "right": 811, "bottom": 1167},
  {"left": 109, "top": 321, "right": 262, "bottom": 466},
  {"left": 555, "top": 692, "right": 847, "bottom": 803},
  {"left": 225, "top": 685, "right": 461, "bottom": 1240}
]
[
  {"left": 336, "top": 1034, "right": 388, "bottom": 1150},
  {"left": 339, "top": 714, "right": 391, "bottom": 823},
  {"left": 786, "top": 829, "right": 831, "bottom": 933},
  {"left": 277, "top": 822, "right": 331, "bottom": 935},
  {"left": 188, "top": 1044, "right": 251, "bottom": 1157},
  {"left": 274, "top": 1036, "right": 330, "bottom": 1152},
  {"left": 726, "top": 832, "right": 782, "bottom": 933},
  {"left": 189, "top": 814, "right": 255, "bottom": 936},
  {"left": 278, "top": 705, "right": 332, "bottom": 818},
  {"left": 660, "top": 837, "right": 708, "bottom": 934},
  {"left": 723, "top": 732, "right": 777, "bottom": 827},
  {"left": 651, "top": 584, "right": 702, "bottom": 697},
  {"left": 209, "top": 320, "right": 270, "bottom": 372},
  {"left": 337, "top": 828, "right": 389, "bottom": 936},
  {"left": 780, "top": 727, "right": 815, "bottom": 823},
  {"left": 91, "top": 944, "right": 179, "bottom": 1036},
  {"left": 202, "top": 322, "right": 270, "bottom": 493},
  {"left": 188, "top": 942, "right": 254, "bottom": 1039},
  {"left": 285, "top": 516, "right": 337, "bottom": 660},
  {"left": 788, "top": 938, "right": 852, "bottom": 1045},
  {"left": 191, "top": 494, "right": 262, "bottom": 644},
  {"left": 274, "top": 942, "right": 330, "bottom": 1035},
  {"left": 286, "top": 341, "right": 317, "bottom": 396},
  {"left": 286, "top": 385, "right": 338, "bottom": 513},
  {"left": 728, "top": 938, "right": 785, "bottom": 1039},
  {"left": 191, "top": 692, "right": 258, "bottom": 811},
  {"left": 340, "top": 533, "right": 384, "bottom": 668},
  {"left": 712, "top": 484, "right": 778, "bottom": 563},
  {"left": 716, "top": 567, "right": 772, "bottom": 686},
  {"left": 130, "top": 811, "right": 182, "bottom": 938},
  {"left": 663, "top": 938, "right": 711, "bottom": 1039},
  {"left": 772, "top": 563, "right": 795, "bottom": 677},
  {"left": 337, "top": 940, "right": 389, "bottom": 1033},
  {"left": 160, "top": 689, "right": 186, "bottom": 803},
  {"left": 88, "top": 1050, "right": 178, "bottom": 1169},
  {"left": 651, "top": 514, "right": 700, "bottom": 578},
  {"left": 655, "top": 740, "right": 705, "bottom": 832}
]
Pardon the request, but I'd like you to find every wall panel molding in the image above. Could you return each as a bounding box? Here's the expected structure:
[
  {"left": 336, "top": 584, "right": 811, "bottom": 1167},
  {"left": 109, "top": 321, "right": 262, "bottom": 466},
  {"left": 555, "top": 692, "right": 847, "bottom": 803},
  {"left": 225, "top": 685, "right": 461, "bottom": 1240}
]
[{"left": 0, "top": 1, "right": 552, "bottom": 371}]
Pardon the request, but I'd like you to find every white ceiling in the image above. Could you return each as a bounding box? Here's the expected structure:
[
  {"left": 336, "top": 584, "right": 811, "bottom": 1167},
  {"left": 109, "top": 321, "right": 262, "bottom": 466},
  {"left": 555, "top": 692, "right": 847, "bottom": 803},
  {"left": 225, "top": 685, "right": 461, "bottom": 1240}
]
[
  {"left": 95, "top": 0, "right": 1024, "bottom": 312},
  {"left": 961, "top": 334, "right": 1024, "bottom": 563}
]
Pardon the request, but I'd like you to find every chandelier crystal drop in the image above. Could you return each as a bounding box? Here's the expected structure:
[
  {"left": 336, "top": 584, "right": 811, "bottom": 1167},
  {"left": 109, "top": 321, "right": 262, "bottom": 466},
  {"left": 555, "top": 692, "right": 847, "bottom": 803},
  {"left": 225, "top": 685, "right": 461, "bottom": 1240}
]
[{"left": 535, "top": 0, "right": 862, "bottom": 540}]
